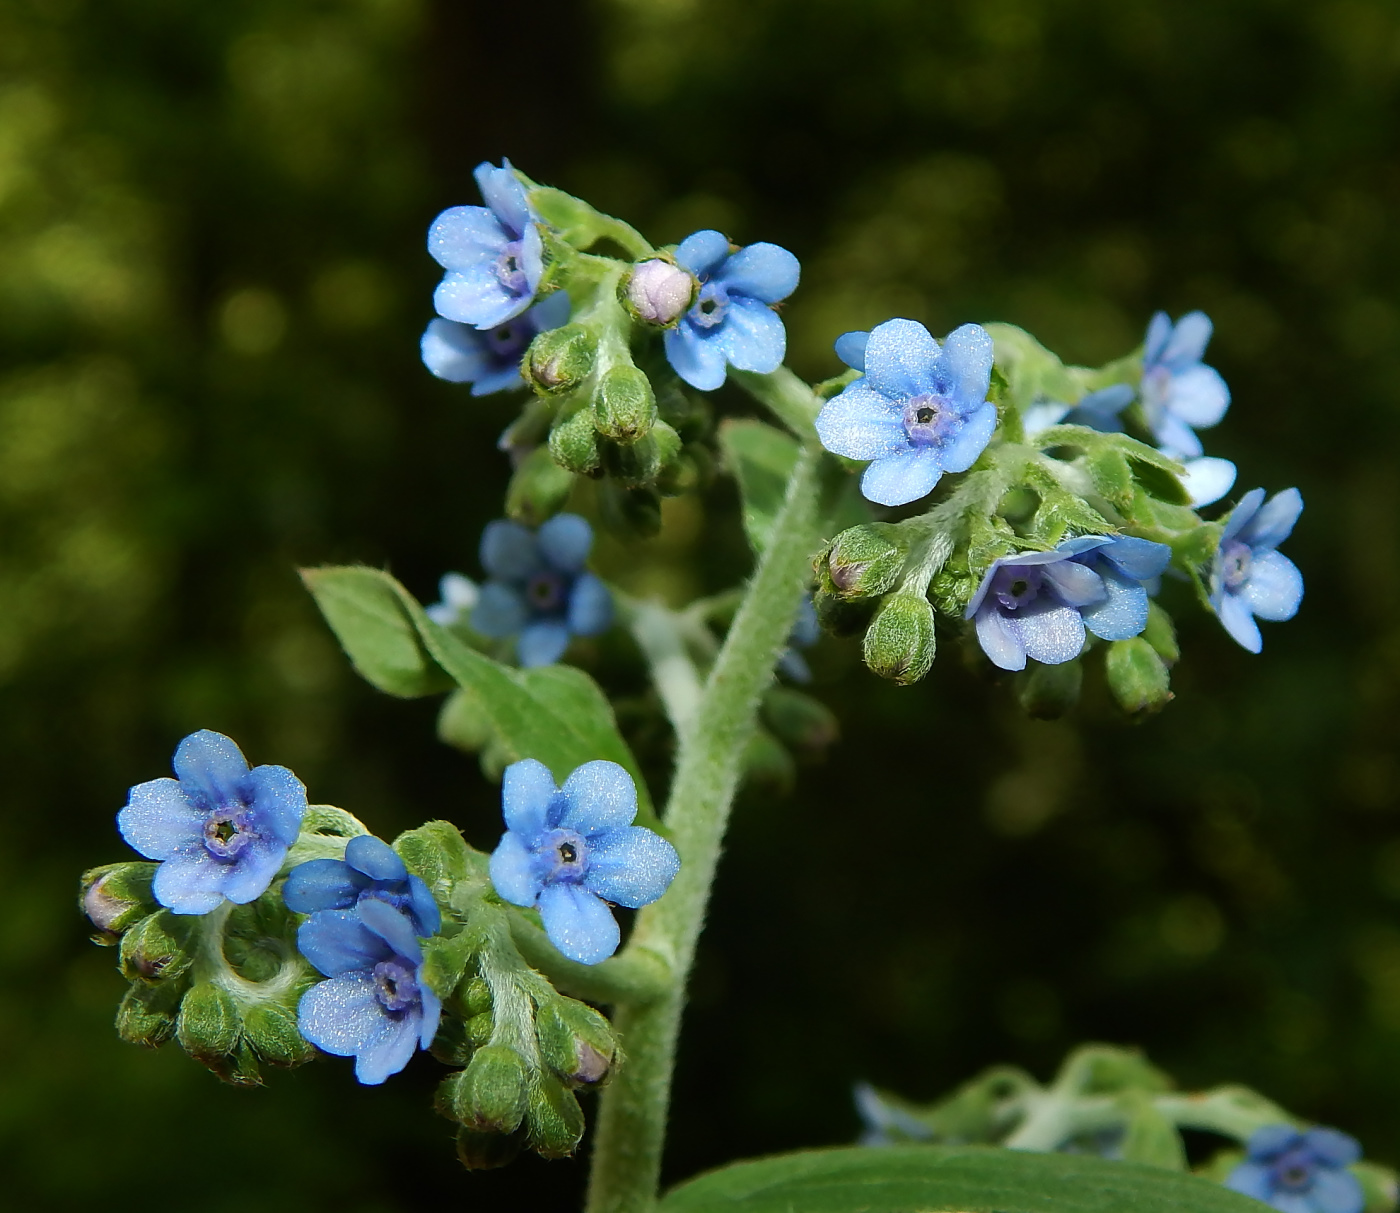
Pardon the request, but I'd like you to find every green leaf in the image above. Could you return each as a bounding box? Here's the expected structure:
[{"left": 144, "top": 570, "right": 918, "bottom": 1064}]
[
  {"left": 300, "top": 566, "right": 455, "bottom": 697},
  {"left": 718, "top": 418, "right": 801, "bottom": 555},
  {"left": 659, "top": 1145, "right": 1266, "bottom": 1213}
]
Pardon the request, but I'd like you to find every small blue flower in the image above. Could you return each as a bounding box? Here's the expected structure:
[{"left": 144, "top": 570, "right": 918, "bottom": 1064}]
[
  {"left": 284, "top": 834, "right": 441, "bottom": 938},
  {"left": 421, "top": 292, "right": 570, "bottom": 395},
  {"left": 854, "top": 1082, "right": 935, "bottom": 1147},
  {"left": 424, "top": 572, "right": 478, "bottom": 627},
  {"left": 778, "top": 595, "right": 820, "bottom": 683},
  {"left": 469, "top": 513, "right": 613, "bottom": 667},
  {"left": 663, "top": 229, "right": 800, "bottom": 391},
  {"left": 489, "top": 758, "right": 679, "bottom": 965},
  {"left": 965, "top": 535, "right": 1172, "bottom": 671},
  {"left": 1022, "top": 383, "right": 1135, "bottom": 439},
  {"left": 297, "top": 898, "right": 441, "bottom": 1085},
  {"left": 1210, "top": 488, "right": 1304, "bottom": 653},
  {"left": 117, "top": 730, "right": 307, "bottom": 916},
  {"left": 1141, "top": 310, "right": 1230, "bottom": 459},
  {"left": 1225, "top": 1125, "right": 1363, "bottom": 1213},
  {"left": 429, "top": 160, "right": 544, "bottom": 330},
  {"left": 816, "top": 319, "right": 998, "bottom": 507}
]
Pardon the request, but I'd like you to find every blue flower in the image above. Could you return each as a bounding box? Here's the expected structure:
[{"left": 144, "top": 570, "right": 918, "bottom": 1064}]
[
  {"left": 283, "top": 834, "right": 441, "bottom": 938},
  {"left": 1141, "top": 310, "right": 1230, "bottom": 459},
  {"left": 117, "top": 729, "right": 307, "bottom": 916},
  {"left": 816, "top": 319, "right": 998, "bottom": 507},
  {"left": 469, "top": 513, "right": 613, "bottom": 667},
  {"left": 1210, "top": 488, "right": 1303, "bottom": 653},
  {"left": 965, "top": 535, "right": 1172, "bottom": 671},
  {"left": 429, "top": 160, "right": 543, "bottom": 330},
  {"left": 424, "top": 572, "right": 478, "bottom": 627},
  {"left": 489, "top": 758, "right": 679, "bottom": 965},
  {"left": 297, "top": 898, "right": 441, "bottom": 1085},
  {"left": 1225, "top": 1125, "right": 1363, "bottom": 1213},
  {"left": 663, "top": 229, "right": 800, "bottom": 391},
  {"left": 1022, "top": 383, "right": 1135, "bottom": 439},
  {"left": 421, "top": 292, "right": 570, "bottom": 395},
  {"left": 777, "top": 595, "right": 820, "bottom": 683}
]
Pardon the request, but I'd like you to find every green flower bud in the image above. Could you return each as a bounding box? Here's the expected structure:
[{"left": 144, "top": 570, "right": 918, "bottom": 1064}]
[
  {"left": 429, "top": 1016, "right": 476, "bottom": 1068},
  {"left": 462, "top": 976, "right": 492, "bottom": 1016},
  {"left": 524, "top": 324, "right": 595, "bottom": 394},
  {"left": 622, "top": 258, "right": 695, "bottom": 327},
  {"left": 466, "top": 1011, "right": 495, "bottom": 1047},
  {"left": 1017, "top": 659, "right": 1082, "bottom": 720},
  {"left": 456, "top": 1126, "right": 524, "bottom": 1171},
  {"left": 761, "top": 687, "right": 839, "bottom": 756},
  {"left": 812, "top": 586, "right": 875, "bottom": 638},
  {"left": 115, "top": 980, "right": 183, "bottom": 1048},
  {"left": 863, "top": 593, "right": 936, "bottom": 685},
  {"left": 825, "top": 524, "right": 907, "bottom": 600},
  {"left": 204, "top": 1038, "right": 262, "bottom": 1087},
  {"left": 176, "top": 980, "right": 242, "bottom": 1062},
  {"left": 456, "top": 1044, "right": 530, "bottom": 1134},
  {"left": 80, "top": 861, "right": 158, "bottom": 939},
  {"left": 549, "top": 407, "right": 601, "bottom": 476},
  {"left": 537, "top": 998, "right": 617, "bottom": 1089},
  {"left": 242, "top": 1000, "right": 315, "bottom": 1067},
  {"left": 1105, "top": 637, "right": 1172, "bottom": 715},
  {"left": 527, "top": 1072, "right": 586, "bottom": 1158},
  {"left": 119, "top": 910, "right": 195, "bottom": 985},
  {"left": 592, "top": 364, "right": 657, "bottom": 443},
  {"left": 506, "top": 445, "right": 575, "bottom": 526},
  {"left": 1141, "top": 600, "right": 1179, "bottom": 664}
]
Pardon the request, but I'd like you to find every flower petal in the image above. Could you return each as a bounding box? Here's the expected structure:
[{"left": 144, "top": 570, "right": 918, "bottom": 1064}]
[
  {"left": 975, "top": 605, "right": 1028, "bottom": 671},
  {"left": 665, "top": 323, "right": 727, "bottom": 391},
  {"left": 517, "top": 620, "right": 571, "bottom": 667},
  {"left": 1144, "top": 311, "right": 1173, "bottom": 365},
  {"left": 1041, "top": 559, "right": 1107, "bottom": 609},
  {"left": 940, "top": 323, "right": 994, "bottom": 405},
  {"left": 529, "top": 290, "right": 572, "bottom": 331},
  {"left": 1159, "top": 310, "right": 1213, "bottom": 368},
  {"left": 471, "top": 583, "right": 527, "bottom": 639},
  {"left": 674, "top": 229, "right": 730, "bottom": 278},
  {"left": 539, "top": 883, "right": 621, "bottom": 965},
  {"left": 298, "top": 971, "right": 385, "bottom": 1057},
  {"left": 479, "top": 519, "right": 538, "bottom": 581},
  {"left": 1310, "top": 1168, "right": 1365, "bottom": 1213},
  {"left": 501, "top": 758, "right": 557, "bottom": 837},
  {"left": 939, "top": 401, "right": 998, "bottom": 473},
  {"left": 283, "top": 858, "right": 365, "bottom": 915},
  {"left": 1242, "top": 551, "right": 1303, "bottom": 621},
  {"left": 860, "top": 448, "right": 944, "bottom": 507},
  {"left": 220, "top": 839, "right": 284, "bottom": 904},
  {"left": 863, "top": 318, "right": 940, "bottom": 399},
  {"left": 561, "top": 760, "right": 638, "bottom": 835},
  {"left": 118, "top": 778, "right": 203, "bottom": 860},
  {"left": 1223, "top": 1162, "right": 1273, "bottom": 1201},
  {"left": 1241, "top": 487, "right": 1303, "bottom": 551},
  {"left": 428, "top": 205, "right": 508, "bottom": 271},
  {"left": 490, "top": 831, "right": 542, "bottom": 907},
  {"left": 473, "top": 161, "right": 530, "bottom": 236},
  {"left": 1096, "top": 536, "right": 1172, "bottom": 582},
  {"left": 298, "top": 909, "right": 388, "bottom": 977},
  {"left": 469, "top": 364, "right": 525, "bottom": 397},
  {"left": 1022, "top": 401, "right": 1070, "bottom": 436},
  {"left": 716, "top": 242, "right": 800, "bottom": 303},
  {"left": 359, "top": 897, "right": 423, "bottom": 965},
  {"left": 537, "top": 513, "right": 593, "bottom": 572},
  {"left": 173, "top": 730, "right": 251, "bottom": 808},
  {"left": 584, "top": 826, "right": 680, "bottom": 908},
  {"left": 815, "top": 384, "right": 906, "bottom": 461},
  {"left": 1004, "top": 601, "right": 1087, "bottom": 666},
  {"left": 417, "top": 986, "right": 443, "bottom": 1050},
  {"left": 1166, "top": 364, "right": 1230, "bottom": 427},
  {"left": 405, "top": 874, "right": 442, "bottom": 937},
  {"left": 244, "top": 763, "right": 307, "bottom": 847},
  {"left": 1246, "top": 1125, "right": 1302, "bottom": 1161},
  {"left": 433, "top": 270, "right": 525, "bottom": 330},
  {"left": 1081, "top": 570, "right": 1150, "bottom": 641},
  {"left": 344, "top": 835, "right": 407, "bottom": 882},
  {"left": 152, "top": 848, "right": 229, "bottom": 915},
  {"left": 1219, "top": 591, "right": 1262, "bottom": 653},
  {"left": 355, "top": 1011, "right": 422, "bottom": 1086},
  {"left": 1304, "top": 1129, "right": 1362, "bottom": 1168},
  {"left": 421, "top": 319, "right": 492, "bottom": 383},
  {"left": 1180, "top": 456, "right": 1236, "bottom": 507},
  {"left": 567, "top": 573, "right": 613, "bottom": 637},
  {"left": 715, "top": 296, "right": 786, "bottom": 373},
  {"left": 1151, "top": 409, "right": 1204, "bottom": 459},
  {"left": 834, "top": 330, "right": 869, "bottom": 372},
  {"left": 1222, "top": 488, "right": 1267, "bottom": 544}
]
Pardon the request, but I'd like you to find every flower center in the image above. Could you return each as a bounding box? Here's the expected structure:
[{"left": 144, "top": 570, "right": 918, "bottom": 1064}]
[
  {"left": 541, "top": 828, "right": 589, "bottom": 883},
  {"left": 1221, "top": 539, "right": 1252, "bottom": 591},
  {"left": 203, "top": 809, "right": 253, "bottom": 860},
  {"left": 494, "top": 240, "right": 528, "bottom": 296},
  {"left": 993, "top": 566, "right": 1044, "bottom": 611},
  {"left": 372, "top": 959, "right": 421, "bottom": 1014},
  {"left": 1140, "top": 365, "right": 1171, "bottom": 417},
  {"left": 690, "top": 282, "right": 729, "bottom": 330},
  {"left": 526, "top": 570, "right": 566, "bottom": 613},
  {"left": 1272, "top": 1150, "right": 1315, "bottom": 1192},
  {"left": 902, "top": 394, "right": 957, "bottom": 446}
]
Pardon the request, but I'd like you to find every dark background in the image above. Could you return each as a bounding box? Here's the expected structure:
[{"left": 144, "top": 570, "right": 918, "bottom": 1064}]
[{"left": 3, "top": 0, "right": 1399, "bottom": 1207}]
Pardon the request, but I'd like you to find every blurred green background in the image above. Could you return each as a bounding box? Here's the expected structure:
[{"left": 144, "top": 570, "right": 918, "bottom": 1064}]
[{"left": 4, "top": 0, "right": 1400, "bottom": 1207}]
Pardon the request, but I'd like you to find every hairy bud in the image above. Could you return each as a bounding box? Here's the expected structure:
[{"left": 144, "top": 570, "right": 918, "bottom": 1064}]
[
  {"left": 826, "top": 524, "right": 907, "bottom": 600},
  {"left": 549, "top": 407, "right": 602, "bottom": 476},
  {"left": 1105, "top": 638, "right": 1172, "bottom": 715},
  {"left": 80, "top": 862, "right": 158, "bottom": 939},
  {"left": 506, "top": 445, "right": 575, "bottom": 525},
  {"left": 1017, "top": 659, "right": 1082, "bottom": 720},
  {"left": 762, "top": 687, "right": 840, "bottom": 756},
  {"left": 119, "top": 911, "right": 196, "bottom": 985},
  {"left": 537, "top": 998, "right": 617, "bottom": 1089},
  {"left": 593, "top": 364, "right": 658, "bottom": 443},
  {"left": 176, "top": 981, "right": 242, "bottom": 1062},
  {"left": 524, "top": 324, "right": 595, "bottom": 394},
  {"left": 243, "top": 1000, "right": 316, "bottom": 1067},
  {"left": 456, "top": 1126, "right": 523, "bottom": 1171},
  {"left": 862, "top": 593, "right": 936, "bottom": 685},
  {"left": 527, "top": 1072, "right": 586, "bottom": 1158},
  {"left": 115, "top": 980, "right": 183, "bottom": 1048},
  {"left": 622, "top": 259, "right": 695, "bottom": 327},
  {"left": 454, "top": 1044, "right": 530, "bottom": 1133}
]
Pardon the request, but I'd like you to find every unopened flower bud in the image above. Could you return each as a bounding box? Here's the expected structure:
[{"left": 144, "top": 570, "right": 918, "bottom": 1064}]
[
  {"left": 536, "top": 998, "right": 617, "bottom": 1089},
  {"left": 527, "top": 1072, "right": 586, "bottom": 1158},
  {"left": 593, "top": 364, "right": 658, "bottom": 444},
  {"left": 863, "top": 593, "right": 936, "bottom": 685},
  {"left": 243, "top": 1000, "right": 316, "bottom": 1067},
  {"left": 1017, "top": 659, "right": 1082, "bottom": 720},
  {"left": 825, "top": 524, "right": 907, "bottom": 600},
  {"left": 116, "top": 981, "right": 182, "bottom": 1048},
  {"left": 80, "top": 861, "right": 158, "bottom": 939},
  {"left": 1142, "top": 601, "right": 1179, "bottom": 664},
  {"left": 119, "top": 910, "right": 195, "bottom": 985},
  {"left": 524, "top": 324, "right": 595, "bottom": 394},
  {"left": 462, "top": 976, "right": 492, "bottom": 1016},
  {"left": 452, "top": 1044, "right": 529, "bottom": 1133},
  {"left": 456, "top": 1125, "right": 524, "bottom": 1171},
  {"left": 176, "top": 981, "right": 242, "bottom": 1062},
  {"left": 622, "top": 259, "right": 695, "bottom": 327},
  {"left": 1105, "top": 637, "right": 1172, "bottom": 715},
  {"left": 549, "top": 407, "right": 601, "bottom": 475},
  {"left": 506, "top": 446, "right": 575, "bottom": 526}
]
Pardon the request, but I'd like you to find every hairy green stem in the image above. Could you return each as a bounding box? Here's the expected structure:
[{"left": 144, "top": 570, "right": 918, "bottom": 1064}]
[{"left": 584, "top": 446, "right": 824, "bottom": 1213}]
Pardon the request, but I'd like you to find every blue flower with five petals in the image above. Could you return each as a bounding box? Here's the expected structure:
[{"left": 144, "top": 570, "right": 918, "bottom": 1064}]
[
  {"left": 1210, "top": 487, "right": 1304, "bottom": 653},
  {"left": 816, "top": 319, "right": 998, "bottom": 507},
  {"left": 663, "top": 229, "right": 800, "bottom": 391},
  {"left": 1141, "top": 310, "right": 1231, "bottom": 460},
  {"left": 421, "top": 292, "right": 570, "bottom": 395},
  {"left": 117, "top": 729, "right": 307, "bottom": 915},
  {"left": 470, "top": 514, "right": 613, "bottom": 668},
  {"left": 1225, "top": 1125, "right": 1364, "bottom": 1213},
  {"left": 428, "top": 160, "right": 544, "bottom": 330},
  {"left": 490, "top": 759, "right": 680, "bottom": 965},
  {"left": 965, "top": 535, "right": 1172, "bottom": 671},
  {"left": 284, "top": 834, "right": 441, "bottom": 938},
  {"left": 296, "top": 897, "right": 441, "bottom": 1086}
]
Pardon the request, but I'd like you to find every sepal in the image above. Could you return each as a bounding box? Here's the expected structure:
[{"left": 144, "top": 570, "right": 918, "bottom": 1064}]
[
  {"left": 823, "top": 524, "right": 907, "bottom": 600},
  {"left": 1105, "top": 638, "right": 1172, "bottom": 715},
  {"left": 536, "top": 997, "right": 618, "bottom": 1088},
  {"left": 80, "top": 861, "right": 158, "bottom": 939},
  {"left": 593, "top": 364, "right": 658, "bottom": 443},
  {"left": 863, "top": 593, "right": 936, "bottom": 685},
  {"left": 1017, "top": 659, "right": 1082, "bottom": 720},
  {"left": 525, "top": 324, "right": 596, "bottom": 395}
]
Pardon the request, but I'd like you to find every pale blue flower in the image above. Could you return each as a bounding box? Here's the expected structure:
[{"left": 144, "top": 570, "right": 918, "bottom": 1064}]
[
  {"left": 284, "top": 834, "right": 441, "bottom": 938},
  {"left": 1225, "top": 1125, "right": 1363, "bottom": 1213},
  {"left": 663, "top": 230, "right": 799, "bottom": 391},
  {"left": 117, "top": 730, "right": 307, "bottom": 916},
  {"left": 816, "top": 319, "right": 997, "bottom": 507},
  {"left": 490, "top": 759, "right": 679, "bottom": 965},
  {"left": 1210, "top": 488, "right": 1304, "bottom": 653},
  {"left": 421, "top": 292, "right": 570, "bottom": 395},
  {"left": 424, "top": 572, "right": 478, "bottom": 627},
  {"left": 1141, "top": 310, "right": 1230, "bottom": 459}
]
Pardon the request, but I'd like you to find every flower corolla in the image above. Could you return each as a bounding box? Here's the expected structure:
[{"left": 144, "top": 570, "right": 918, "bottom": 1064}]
[
  {"left": 1225, "top": 1125, "right": 1363, "bottom": 1213},
  {"left": 1210, "top": 488, "right": 1303, "bottom": 653},
  {"left": 421, "top": 292, "right": 570, "bottom": 395},
  {"left": 284, "top": 833, "right": 441, "bottom": 938}
]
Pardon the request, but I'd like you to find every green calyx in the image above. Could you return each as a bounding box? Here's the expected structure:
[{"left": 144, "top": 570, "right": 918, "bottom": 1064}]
[
  {"left": 1105, "top": 637, "right": 1173, "bottom": 715},
  {"left": 823, "top": 522, "right": 908, "bottom": 600},
  {"left": 524, "top": 323, "right": 597, "bottom": 395},
  {"left": 506, "top": 445, "right": 576, "bottom": 525},
  {"left": 593, "top": 363, "right": 658, "bottom": 444},
  {"left": 863, "top": 592, "right": 937, "bottom": 685},
  {"left": 80, "top": 861, "right": 158, "bottom": 939}
]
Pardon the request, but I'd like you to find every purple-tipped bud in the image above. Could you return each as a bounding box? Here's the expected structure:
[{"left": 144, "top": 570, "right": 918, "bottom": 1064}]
[
  {"left": 81, "top": 862, "right": 157, "bottom": 937},
  {"left": 624, "top": 259, "right": 695, "bottom": 327}
]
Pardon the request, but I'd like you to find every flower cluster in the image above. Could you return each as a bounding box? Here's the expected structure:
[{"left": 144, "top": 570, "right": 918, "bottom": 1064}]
[
  {"left": 490, "top": 759, "right": 679, "bottom": 964},
  {"left": 1226, "top": 1125, "right": 1364, "bottom": 1213},
  {"left": 287, "top": 835, "right": 443, "bottom": 1085}
]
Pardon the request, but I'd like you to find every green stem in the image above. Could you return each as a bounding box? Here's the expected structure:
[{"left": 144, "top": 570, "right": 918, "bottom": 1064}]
[
  {"left": 509, "top": 915, "right": 671, "bottom": 1006},
  {"left": 585, "top": 446, "right": 824, "bottom": 1213}
]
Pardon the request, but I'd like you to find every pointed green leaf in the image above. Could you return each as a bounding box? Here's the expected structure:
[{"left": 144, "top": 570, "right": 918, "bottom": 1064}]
[
  {"left": 719, "top": 418, "right": 801, "bottom": 555},
  {"left": 660, "top": 1145, "right": 1267, "bottom": 1213}
]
